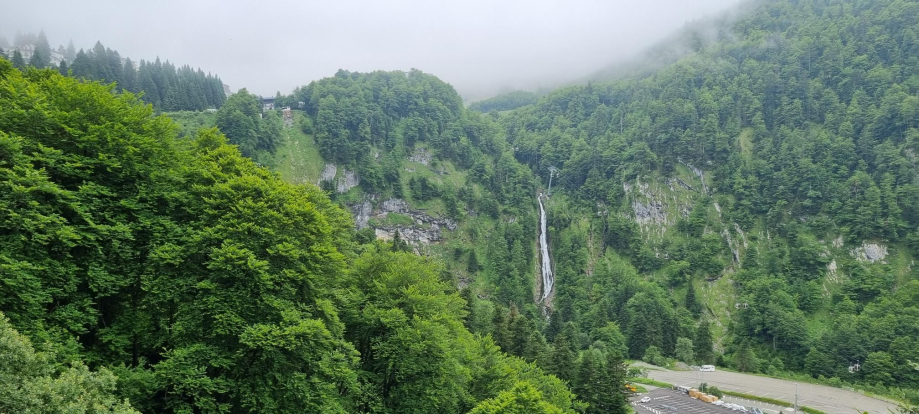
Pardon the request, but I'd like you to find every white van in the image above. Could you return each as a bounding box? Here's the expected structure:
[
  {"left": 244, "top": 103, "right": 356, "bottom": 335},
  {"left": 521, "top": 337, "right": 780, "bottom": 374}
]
[{"left": 700, "top": 365, "right": 716, "bottom": 372}]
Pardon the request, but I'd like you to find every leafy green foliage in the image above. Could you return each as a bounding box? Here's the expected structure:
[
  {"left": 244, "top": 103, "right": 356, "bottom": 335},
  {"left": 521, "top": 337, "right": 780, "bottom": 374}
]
[
  {"left": 468, "top": 91, "right": 540, "bottom": 113},
  {"left": 0, "top": 313, "right": 139, "bottom": 414},
  {"left": 215, "top": 88, "right": 282, "bottom": 162},
  {"left": 0, "top": 59, "right": 578, "bottom": 413}
]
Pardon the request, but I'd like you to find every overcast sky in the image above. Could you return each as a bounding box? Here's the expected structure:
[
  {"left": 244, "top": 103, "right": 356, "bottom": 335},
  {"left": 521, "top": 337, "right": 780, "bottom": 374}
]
[{"left": 2, "top": 0, "right": 740, "bottom": 100}]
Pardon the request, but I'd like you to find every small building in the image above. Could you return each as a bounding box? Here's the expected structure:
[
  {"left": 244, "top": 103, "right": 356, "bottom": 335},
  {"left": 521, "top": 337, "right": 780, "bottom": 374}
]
[
  {"left": 282, "top": 107, "right": 292, "bottom": 120},
  {"left": 297, "top": 101, "right": 305, "bottom": 109},
  {"left": 262, "top": 96, "right": 275, "bottom": 111}
]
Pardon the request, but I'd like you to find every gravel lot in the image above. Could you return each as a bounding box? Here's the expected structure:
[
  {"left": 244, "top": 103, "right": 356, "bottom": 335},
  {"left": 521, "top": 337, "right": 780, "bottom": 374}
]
[{"left": 640, "top": 364, "right": 899, "bottom": 414}]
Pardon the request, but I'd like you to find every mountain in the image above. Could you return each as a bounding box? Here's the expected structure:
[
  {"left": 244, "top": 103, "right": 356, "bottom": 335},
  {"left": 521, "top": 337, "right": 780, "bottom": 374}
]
[
  {"left": 0, "top": 59, "right": 583, "bottom": 413},
  {"left": 272, "top": 0, "right": 919, "bottom": 406},
  {"left": 2, "top": 0, "right": 919, "bottom": 412}
]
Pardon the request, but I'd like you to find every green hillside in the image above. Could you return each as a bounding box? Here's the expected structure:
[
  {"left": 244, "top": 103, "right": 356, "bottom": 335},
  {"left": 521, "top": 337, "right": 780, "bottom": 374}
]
[
  {"left": 269, "top": 0, "right": 919, "bottom": 405},
  {"left": 2, "top": 0, "right": 919, "bottom": 412}
]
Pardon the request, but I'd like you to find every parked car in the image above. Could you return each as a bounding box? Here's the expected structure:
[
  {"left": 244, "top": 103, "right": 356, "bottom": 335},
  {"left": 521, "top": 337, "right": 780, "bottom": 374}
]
[
  {"left": 640, "top": 397, "right": 651, "bottom": 403},
  {"left": 700, "top": 365, "right": 716, "bottom": 372}
]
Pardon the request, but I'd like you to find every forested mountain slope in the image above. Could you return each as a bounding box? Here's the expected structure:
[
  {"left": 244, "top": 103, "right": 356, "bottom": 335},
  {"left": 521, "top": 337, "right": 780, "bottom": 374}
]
[
  {"left": 272, "top": 0, "right": 919, "bottom": 406},
  {"left": 495, "top": 0, "right": 919, "bottom": 402},
  {"left": 0, "top": 60, "right": 586, "bottom": 413},
  {"left": 3, "top": 0, "right": 919, "bottom": 411}
]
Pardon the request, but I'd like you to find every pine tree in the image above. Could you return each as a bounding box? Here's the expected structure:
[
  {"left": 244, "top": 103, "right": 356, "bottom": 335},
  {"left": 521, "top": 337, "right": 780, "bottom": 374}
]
[
  {"left": 549, "top": 333, "right": 577, "bottom": 382},
  {"left": 57, "top": 60, "right": 68, "bottom": 75},
  {"left": 121, "top": 58, "right": 136, "bottom": 92},
  {"left": 508, "top": 307, "right": 531, "bottom": 357},
  {"left": 11, "top": 50, "right": 25, "bottom": 70},
  {"left": 91, "top": 41, "right": 112, "bottom": 80},
  {"left": 491, "top": 306, "right": 511, "bottom": 351},
  {"left": 36, "top": 29, "right": 51, "bottom": 59},
  {"left": 65, "top": 40, "right": 76, "bottom": 61},
  {"left": 390, "top": 230, "right": 410, "bottom": 252},
  {"left": 459, "top": 288, "right": 476, "bottom": 331},
  {"left": 70, "top": 49, "right": 91, "bottom": 78},
  {"left": 573, "top": 349, "right": 604, "bottom": 406},
  {"left": 28, "top": 48, "right": 46, "bottom": 69},
  {"left": 686, "top": 282, "right": 702, "bottom": 317},
  {"left": 598, "top": 351, "right": 630, "bottom": 414},
  {"left": 467, "top": 249, "right": 481, "bottom": 273},
  {"left": 694, "top": 322, "right": 714, "bottom": 364},
  {"left": 735, "top": 340, "right": 759, "bottom": 372}
]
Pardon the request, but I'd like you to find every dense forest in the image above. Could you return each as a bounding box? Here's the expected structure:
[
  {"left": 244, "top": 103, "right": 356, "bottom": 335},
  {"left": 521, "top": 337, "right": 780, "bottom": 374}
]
[
  {"left": 274, "top": 0, "right": 919, "bottom": 408},
  {"left": 494, "top": 0, "right": 919, "bottom": 402},
  {"left": 2, "top": 0, "right": 919, "bottom": 412},
  {"left": 2, "top": 31, "right": 226, "bottom": 111},
  {"left": 0, "top": 59, "right": 597, "bottom": 413},
  {"left": 467, "top": 91, "right": 540, "bottom": 113}
]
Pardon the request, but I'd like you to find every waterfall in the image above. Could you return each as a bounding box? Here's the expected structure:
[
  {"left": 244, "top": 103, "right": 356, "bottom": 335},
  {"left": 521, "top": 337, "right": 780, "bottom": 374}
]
[{"left": 538, "top": 194, "right": 554, "bottom": 301}]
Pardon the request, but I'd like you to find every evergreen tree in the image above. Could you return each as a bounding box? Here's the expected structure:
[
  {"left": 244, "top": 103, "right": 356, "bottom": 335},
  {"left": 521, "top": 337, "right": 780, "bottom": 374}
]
[
  {"left": 694, "top": 322, "right": 714, "bottom": 364},
  {"left": 599, "top": 351, "right": 630, "bottom": 414},
  {"left": 468, "top": 249, "right": 481, "bottom": 273},
  {"left": 391, "top": 230, "right": 410, "bottom": 252},
  {"left": 492, "top": 306, "right": 511, "bottom": 351},
  {"left": 508, "top": 307, "right": 532, "bottom": 357},
  {"left": 549, "top": 333, "right": 577, "bottom": 382},
  {"left": 572, "top": 349, "right": 604, "bottom": 407},
  {"left": 675, "top": 337, "right": 694, "bottom": 363},
  {"left": 65, "top": 39, "right": 76, "bottom": 61},
  {"left": 70, "top": 49, "right": 91, "bottom": 78},
  {"left": 121, "top": 58, "right": 136, "bottom": 92},
  {"left": 35, "top": 29, "right": 51, "bottom": 59},
  {"left": 10, "top": 50, "right": 25, "bottom": 69},
  {"left": 686, "top": 282, "right": 702, "bottom": 317},
  {"left": 735, "top": 340, "right": 759, "bottom": 372},
  {"left": 28, "top": 48, "right": 46, "bottom": 68}
]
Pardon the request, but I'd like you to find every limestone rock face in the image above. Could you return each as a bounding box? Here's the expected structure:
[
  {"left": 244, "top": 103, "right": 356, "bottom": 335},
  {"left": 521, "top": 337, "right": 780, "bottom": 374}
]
[
  {"left": 852, "top": 242, "right": 887, "bottom": 263},
  {"left": 353, "top": 198, "right": 457, "bottom": 249}
]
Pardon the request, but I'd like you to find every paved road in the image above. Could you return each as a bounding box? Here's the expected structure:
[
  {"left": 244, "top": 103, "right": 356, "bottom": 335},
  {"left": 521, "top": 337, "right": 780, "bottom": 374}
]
[{"left": 640, "top": 364, "right": 899, "bottom": 414}]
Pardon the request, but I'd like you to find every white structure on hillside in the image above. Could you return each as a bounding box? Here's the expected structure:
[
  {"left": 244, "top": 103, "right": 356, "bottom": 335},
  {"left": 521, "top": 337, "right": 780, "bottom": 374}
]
[{"left": 5, "top": 43, "right": 66, "bottom": 65}]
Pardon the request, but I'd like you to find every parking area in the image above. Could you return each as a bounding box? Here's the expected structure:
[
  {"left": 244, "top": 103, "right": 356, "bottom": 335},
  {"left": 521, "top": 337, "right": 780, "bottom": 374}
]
[{"left": 631, "top": 388, "right": 767, "bottom": 414}]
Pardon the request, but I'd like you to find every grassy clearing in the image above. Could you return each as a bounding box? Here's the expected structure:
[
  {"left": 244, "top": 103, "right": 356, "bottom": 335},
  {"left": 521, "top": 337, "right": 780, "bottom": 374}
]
[
  {"left": 630, "top": 377, "right": 673, "bottom": 388},
  {"left": 701, "top": 273, "right": 734, "bottom": 350},
  {"left": 737, "top": 128, "right": 754, "bottom": 157},
  {"left": 275, "top": 112, "right": 325, "bottom": 186}
]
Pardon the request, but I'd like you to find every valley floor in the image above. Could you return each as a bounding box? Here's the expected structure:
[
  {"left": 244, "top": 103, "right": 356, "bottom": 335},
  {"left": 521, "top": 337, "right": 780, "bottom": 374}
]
[{"left": 638, "top": 363, "right": 899, "bottom": 414}]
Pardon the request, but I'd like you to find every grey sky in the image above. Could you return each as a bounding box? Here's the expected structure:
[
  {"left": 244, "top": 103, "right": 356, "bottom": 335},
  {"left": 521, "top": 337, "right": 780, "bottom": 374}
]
[{"left": 2, "top": 0, "right": 740, "bottom": 100}]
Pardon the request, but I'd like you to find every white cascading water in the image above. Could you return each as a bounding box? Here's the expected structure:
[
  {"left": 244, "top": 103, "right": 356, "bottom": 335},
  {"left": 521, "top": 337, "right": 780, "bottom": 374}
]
[{"left": 538, "top": 194, "right": 554, "bottom": 301}]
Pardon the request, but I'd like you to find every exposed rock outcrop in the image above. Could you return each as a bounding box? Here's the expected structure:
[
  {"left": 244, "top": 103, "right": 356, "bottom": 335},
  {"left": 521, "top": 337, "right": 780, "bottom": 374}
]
[
  {"left": 852, "top": 242, "right": 888, "bottom": 263},
  {"left": 355, "top": 198, "right": 457, "bottom": 248},
  {"left": 317, "top": 163, "right": 360, "bottom": 193},
  {"left": 337, "top": 170, "right": 360, "bottom": 193},
  {"left": 409, "top": 147, "right": 432, "bottom": 165}
]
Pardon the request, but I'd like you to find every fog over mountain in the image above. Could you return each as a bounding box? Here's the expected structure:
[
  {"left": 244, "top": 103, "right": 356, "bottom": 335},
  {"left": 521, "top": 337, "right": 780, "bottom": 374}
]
[{"left": 2, "top": 0, "right": 739, "bottom": 100}]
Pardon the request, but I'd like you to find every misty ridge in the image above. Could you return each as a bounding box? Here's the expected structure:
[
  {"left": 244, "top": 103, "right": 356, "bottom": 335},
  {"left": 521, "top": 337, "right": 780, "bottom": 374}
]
[{"left": 0, "top": 0, "right": 743, "bottom": 102}]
